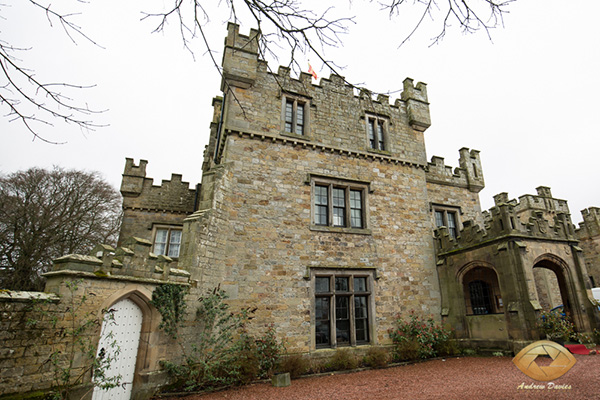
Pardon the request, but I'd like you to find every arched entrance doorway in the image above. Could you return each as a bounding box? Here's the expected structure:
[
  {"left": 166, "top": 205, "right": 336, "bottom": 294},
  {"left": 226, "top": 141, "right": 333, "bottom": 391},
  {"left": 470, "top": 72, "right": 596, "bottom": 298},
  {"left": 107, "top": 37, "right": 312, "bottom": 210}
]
[
  {"left": 92, "top": 298, "right": 143, "bottom": 400},
  {"left": 532, "top": 255, "right": 574, "bottom": 324}
]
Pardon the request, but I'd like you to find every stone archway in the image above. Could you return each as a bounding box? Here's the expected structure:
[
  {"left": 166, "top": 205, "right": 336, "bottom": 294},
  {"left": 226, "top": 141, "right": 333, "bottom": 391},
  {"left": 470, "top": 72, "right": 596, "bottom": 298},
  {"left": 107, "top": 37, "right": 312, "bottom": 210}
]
[
  {"left": 92, "top": 286, "right": 159, "bottom": 400},
  {"left": 457, "top": 263, "right": 508, "bottom": 342},
  {"left": 532, "top": 254, "right": 577, "bottom": 327}
]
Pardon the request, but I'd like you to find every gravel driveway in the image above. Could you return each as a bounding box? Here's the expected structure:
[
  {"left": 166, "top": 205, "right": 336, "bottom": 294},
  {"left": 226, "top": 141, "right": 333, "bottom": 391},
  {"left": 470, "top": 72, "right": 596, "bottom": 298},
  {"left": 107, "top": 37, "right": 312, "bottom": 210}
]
[{"left": 162, "top": 354, "right": 600, "bottom": 400}]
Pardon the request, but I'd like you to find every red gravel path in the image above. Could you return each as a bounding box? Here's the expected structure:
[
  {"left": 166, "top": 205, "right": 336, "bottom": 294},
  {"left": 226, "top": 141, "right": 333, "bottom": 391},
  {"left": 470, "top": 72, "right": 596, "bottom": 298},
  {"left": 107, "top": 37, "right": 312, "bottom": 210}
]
[{"left": 164, "top": 354, "right": 600, "bottom": 400}]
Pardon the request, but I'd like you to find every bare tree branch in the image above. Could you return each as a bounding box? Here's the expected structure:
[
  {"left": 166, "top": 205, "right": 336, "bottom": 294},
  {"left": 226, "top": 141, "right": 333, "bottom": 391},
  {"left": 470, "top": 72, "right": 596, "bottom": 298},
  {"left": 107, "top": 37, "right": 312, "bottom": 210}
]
[
  {"left": 141, "top": 0, "right": 515, "bottom": 113},
  {"left": 383, "top": 0, "right": 514, "bottom": 46},
  {"left": 0, "top": 1, "right": 105, "bottom": 143}
]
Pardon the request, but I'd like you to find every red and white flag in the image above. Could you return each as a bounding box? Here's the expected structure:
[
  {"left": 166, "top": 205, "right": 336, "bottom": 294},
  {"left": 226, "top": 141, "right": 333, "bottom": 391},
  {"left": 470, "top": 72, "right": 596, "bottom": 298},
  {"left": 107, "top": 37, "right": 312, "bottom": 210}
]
[{"left": 308, "top": 63, "right": 318, "bottom": 80}]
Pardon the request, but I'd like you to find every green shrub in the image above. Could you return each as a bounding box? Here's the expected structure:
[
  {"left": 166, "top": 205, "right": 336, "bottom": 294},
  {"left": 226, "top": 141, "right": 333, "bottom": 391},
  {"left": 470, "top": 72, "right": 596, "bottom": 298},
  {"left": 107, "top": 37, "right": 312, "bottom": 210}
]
[
  {"left": 255, "top": 325, "right": 285, "bottom": 378},
  {"left": 155, "top": 287, "right": 285, "bottom": 392},
  {"left": 435, "top": 338, "right": 460, "bottom": 357},
  {"left": 594, "top": 328, "right": 600, "bottom": 344},
  {"left": 538, "top": 309, "right": 576, "bottom": 342},
  {"left": 363, "top": 347, "right": 389, "bottom": 368},
  {"left": 462, "top": 349, "right": 477, "bottom": 356},
  {"left": 392, "top": 339, "right": 421, "bottom": 361},
  {"left": 576, "top": 332, "right": 594, "bottom": 345},
  {"left": 228, "top": 332, "right": 260, "bottom": 385},
  {"left": 326, "top": 349, "right": 358, "bottom": 371},
  {"left": 279, "top": 354, "right": 310, "bottom": 378},
  {"left": 389, "top": 311, "right": 453, "bottom": 360}
]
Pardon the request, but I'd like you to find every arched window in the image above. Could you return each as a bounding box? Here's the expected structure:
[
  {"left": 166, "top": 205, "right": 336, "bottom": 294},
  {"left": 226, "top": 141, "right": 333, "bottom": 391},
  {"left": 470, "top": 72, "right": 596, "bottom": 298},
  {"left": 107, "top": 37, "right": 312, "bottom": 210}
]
[{"left": 469, "top": 280, "right": 492, "bottom": 315}]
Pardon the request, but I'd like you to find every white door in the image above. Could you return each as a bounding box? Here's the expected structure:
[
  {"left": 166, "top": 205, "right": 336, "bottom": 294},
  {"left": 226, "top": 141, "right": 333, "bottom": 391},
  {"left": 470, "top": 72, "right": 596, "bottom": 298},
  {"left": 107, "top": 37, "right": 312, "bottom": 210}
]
[{"left": 92, "top": 298, "right": 143, "bottom": 400}]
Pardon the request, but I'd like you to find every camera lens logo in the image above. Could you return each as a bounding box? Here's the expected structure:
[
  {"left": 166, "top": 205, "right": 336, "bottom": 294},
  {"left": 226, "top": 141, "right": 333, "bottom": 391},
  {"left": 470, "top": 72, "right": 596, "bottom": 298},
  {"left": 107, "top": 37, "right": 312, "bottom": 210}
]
[{"left": 512, "top": 340, "right": 576, "bottom": 381}]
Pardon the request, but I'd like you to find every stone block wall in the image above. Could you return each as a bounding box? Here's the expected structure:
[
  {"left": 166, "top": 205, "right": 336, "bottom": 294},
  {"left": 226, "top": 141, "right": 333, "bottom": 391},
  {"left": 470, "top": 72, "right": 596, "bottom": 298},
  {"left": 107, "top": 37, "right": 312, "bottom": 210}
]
[
  {"left": 425, "top": 149, "right": 485, "bottom": 230},
  {"left": 0, "top": 291, "right": 61, "bottom": 396},
  {"left": 182, "top": 131, "right": 441, "bottom": 353}
]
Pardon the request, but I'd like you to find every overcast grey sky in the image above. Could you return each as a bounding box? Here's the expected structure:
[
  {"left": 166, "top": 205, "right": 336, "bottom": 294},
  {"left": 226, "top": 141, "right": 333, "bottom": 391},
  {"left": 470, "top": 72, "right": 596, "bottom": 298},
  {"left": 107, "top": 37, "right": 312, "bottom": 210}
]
[{"left": 1, "top": 1, "right": 599, "bottom": 224}]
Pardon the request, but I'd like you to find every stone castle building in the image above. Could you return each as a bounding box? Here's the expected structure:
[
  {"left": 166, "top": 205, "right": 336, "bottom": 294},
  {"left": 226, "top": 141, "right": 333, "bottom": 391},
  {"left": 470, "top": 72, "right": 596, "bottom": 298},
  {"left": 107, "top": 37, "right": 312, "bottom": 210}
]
[
  {"left": 118, "top": 23, "right": 599, "bottom": 354},
  {"left": 2, "top": 23, "right": 599, "bottom": 399}
]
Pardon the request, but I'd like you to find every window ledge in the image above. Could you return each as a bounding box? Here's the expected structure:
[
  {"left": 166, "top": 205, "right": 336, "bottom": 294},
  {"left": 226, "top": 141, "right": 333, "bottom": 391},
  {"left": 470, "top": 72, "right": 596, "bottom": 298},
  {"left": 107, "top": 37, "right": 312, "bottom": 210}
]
[
  {"left": 310, "top": 225, "right": 372, "bottom": 235},
  {"left": 281, "top": 131, "right": 310, "bottom": 141},
  {"left": 366, "top": 148, "right": 391, "bottom": 156},
  {"left": 314, "top": 343, "right": 372, "bottom": 352}
]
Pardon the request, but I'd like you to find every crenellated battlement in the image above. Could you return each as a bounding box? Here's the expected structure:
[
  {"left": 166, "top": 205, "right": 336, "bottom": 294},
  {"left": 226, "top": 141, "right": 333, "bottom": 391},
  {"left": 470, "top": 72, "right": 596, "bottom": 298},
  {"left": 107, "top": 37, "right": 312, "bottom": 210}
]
[
  {"left": 120, "top": 158, "right": 197, "bottom": 214},
  {"left": 49, "top": 238, "right": 190, "bottom": 283},
  {"left": 425, "top": 148, "right": 484, "bottom": 193},
  {"left": 492, "top": 186, "right": 570, "bottom": 220},
  {"left": 576, "top": 207, "right": 600, "bottom": 237},
  {"left": 217, "top": 24, "right": 432, "bottom": 165},
  {"left": 436, "top": 199, "right": 576, "bottom": 255}
]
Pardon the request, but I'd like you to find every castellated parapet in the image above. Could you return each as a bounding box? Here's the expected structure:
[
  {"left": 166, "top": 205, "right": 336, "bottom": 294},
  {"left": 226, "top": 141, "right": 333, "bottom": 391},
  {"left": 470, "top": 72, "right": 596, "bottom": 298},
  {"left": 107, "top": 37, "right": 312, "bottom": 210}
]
[
  {"left": 436, "top": 188, "right": 577, "bottom": 255},
  {"left": 575, "top": 207, "right": 600, "bottom": 287},
  {"left": 118, "top": 158, "right": 199, "bottom": 247},
  {"left": 47, "top": 238, "right": 190, "bottom": 283},
  {"left": 425, "top": 148, "right": 484, "bottom": 193},
  {"left": 216, "top": 23, "right": 432, "bottom": 167},
  {"left": 121, "top": 158, "right": 197, "bottom": 213},
  {"left": 577, "top": 207, "right": 600, "bottom": 237}
]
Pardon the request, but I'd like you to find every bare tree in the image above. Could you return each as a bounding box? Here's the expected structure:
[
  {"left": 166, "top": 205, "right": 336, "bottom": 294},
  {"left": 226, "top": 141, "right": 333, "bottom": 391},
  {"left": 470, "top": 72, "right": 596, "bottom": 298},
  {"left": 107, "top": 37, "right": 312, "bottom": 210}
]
[
  {"left": 0, "top": 0, "right": 103, "bottom": 144},
  {"left": 0, "top": 167, "right": 122, "bottom": 291}
]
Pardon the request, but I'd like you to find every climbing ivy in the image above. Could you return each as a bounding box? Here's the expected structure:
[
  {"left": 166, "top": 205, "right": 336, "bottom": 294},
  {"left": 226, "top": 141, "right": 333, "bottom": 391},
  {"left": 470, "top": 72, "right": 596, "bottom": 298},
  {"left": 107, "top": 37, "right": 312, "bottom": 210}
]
[{"left": 150, "top": 284, "right": 188, "bottom": 339}]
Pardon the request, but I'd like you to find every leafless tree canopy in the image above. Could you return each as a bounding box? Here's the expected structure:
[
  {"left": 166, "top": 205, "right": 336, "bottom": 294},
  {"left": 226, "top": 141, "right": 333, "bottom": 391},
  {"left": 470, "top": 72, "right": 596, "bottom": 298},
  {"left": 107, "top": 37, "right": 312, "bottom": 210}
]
[
  {"left": 1, "top": 0, "right": 514, "bottom": 141},
  {"left": 0, "top": 167, "right": 122, "bottom": 291},
  {"left": 144, "top": 0, "right": 514, "bottom": 86}
]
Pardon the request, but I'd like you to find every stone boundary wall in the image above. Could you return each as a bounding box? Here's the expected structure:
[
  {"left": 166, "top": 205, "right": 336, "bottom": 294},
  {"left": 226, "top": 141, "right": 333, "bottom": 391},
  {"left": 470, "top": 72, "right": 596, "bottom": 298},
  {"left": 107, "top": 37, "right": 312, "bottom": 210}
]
[
  {"left": 0, "top": 239, "right": 190, "bottom": 399},
  {"left": 0, "top": 291, "right": 61, "bottom": 396}
]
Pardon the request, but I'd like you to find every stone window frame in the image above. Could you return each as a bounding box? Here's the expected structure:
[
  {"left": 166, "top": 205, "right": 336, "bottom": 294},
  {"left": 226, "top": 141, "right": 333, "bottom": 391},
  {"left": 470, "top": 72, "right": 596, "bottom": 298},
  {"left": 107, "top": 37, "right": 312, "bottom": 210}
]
[
  {"left": 364, "top": 114, "right": 390, "bottom": 153},
  {"left": 461, "top": 265, "right": 503, "bottom": 316},
  {"left": 431, "top": 203, "right": 462, "bottom": 239},
  {"left": 309, "top": 267, "right": 376, "bottom": 349},
  {"left": 308, "top": 174, "right": 371, "bottom": 235},
  {"left": 281, "top": 93, "right": 311, "bottom": 139},
  {"left": 151, "top": 224, "right": 183, "bottom": 258}
]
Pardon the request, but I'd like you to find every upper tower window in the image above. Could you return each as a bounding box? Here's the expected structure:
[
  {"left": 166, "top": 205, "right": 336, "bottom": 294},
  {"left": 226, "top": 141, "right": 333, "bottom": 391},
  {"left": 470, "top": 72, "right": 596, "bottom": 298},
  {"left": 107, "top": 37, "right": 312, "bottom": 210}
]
[
  {"left": 153, "top": 226, "right": 182, "bottom": 258},
  {"left": 366, "top": 116, "right": 386, "bottom": 151},
  {"left": 284, "top": 98, "right": 305, "bottom": 135}
]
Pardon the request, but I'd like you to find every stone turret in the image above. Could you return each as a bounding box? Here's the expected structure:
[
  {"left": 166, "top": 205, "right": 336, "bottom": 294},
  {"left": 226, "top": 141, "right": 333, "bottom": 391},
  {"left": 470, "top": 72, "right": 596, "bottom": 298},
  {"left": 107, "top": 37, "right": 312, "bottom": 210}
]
[
  {"left": 120, "top": 158, "right": 147, "bottom": 196},
  {"left": 222, "top": 22, "right": 260, "bottom": 90},
  {"left": 579, "top": 207, "right": 600, "bottom": 237},
  {"left": 459, "top": 148, "right": 484, "bottom": 193},
  {"left": 401, "top": 77, "right": 431, "bottom": 132}
]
